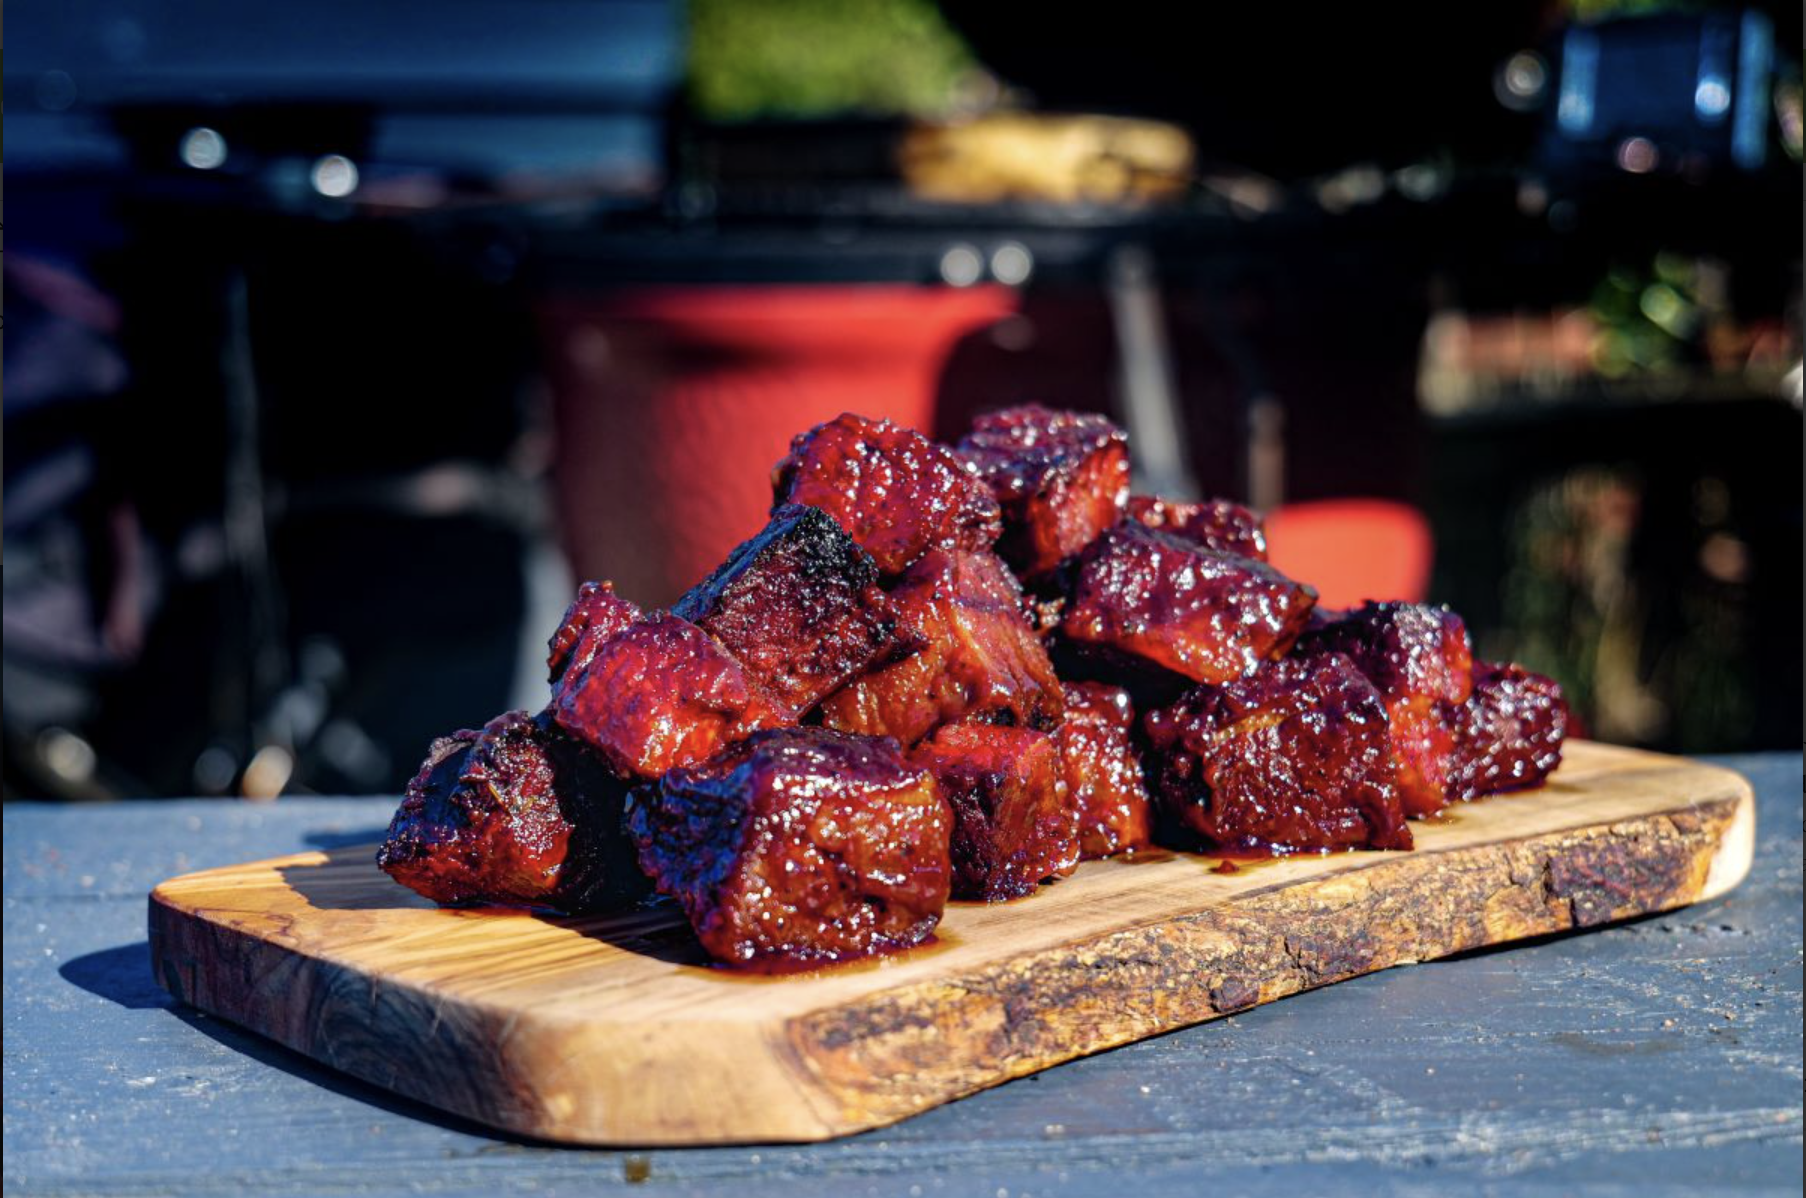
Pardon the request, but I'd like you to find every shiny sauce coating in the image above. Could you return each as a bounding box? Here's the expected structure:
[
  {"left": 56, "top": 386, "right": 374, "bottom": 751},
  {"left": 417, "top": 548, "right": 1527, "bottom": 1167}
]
[
  {"left": 1062, "top": 524, "right": 1317, "bottom": 684},
  {"left": 819, "top": 548, "right": 1064, "bottom": 745},
  {"left": 553, "top": 613, "right": 788, "bottom": 779},
  {"left": 1126, "top": 495, "right": 1268, "bottom": 561},
  {"left": 1144, "top": 653, "right": 1413, "bottom": 855},
  {"left": 673, "top": 504, "right": 907, "bottom": 715},
  {"left": 910, "top": 720, "right": 1079, "bottom": 901},
  {"left": 1294, "top": 602, "right": 1475, "bottom": 817},
  {"left": 377, "top": 710, "right": 648, "bottom": 913},
  {"left": 628, "top": 727, "right": 952, "bottom": 966},
  {"left": 1055, "top": 681, "right": 1153, "bottom": 859},
  {"left": 1445, "top": 662, "right": 1568, "bottom": 798},
  {"left": 956, "top": 404, "right": 1131, "bottom": 579},
  {"left": 773, "top": 412, "right": 1003, "bottom": 575}
]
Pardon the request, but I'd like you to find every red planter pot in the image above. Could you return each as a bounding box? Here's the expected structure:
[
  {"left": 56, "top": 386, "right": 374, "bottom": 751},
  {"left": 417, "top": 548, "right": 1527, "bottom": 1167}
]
[{"left": 540, "top": 285, "right": 1017, "bottom": 607}]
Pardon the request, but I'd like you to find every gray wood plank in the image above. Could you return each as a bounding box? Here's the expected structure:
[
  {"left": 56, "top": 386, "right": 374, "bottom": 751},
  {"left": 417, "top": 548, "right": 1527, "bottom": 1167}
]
[{"left": 5, "top": 753, "right": 1801, "bottom": 1198}]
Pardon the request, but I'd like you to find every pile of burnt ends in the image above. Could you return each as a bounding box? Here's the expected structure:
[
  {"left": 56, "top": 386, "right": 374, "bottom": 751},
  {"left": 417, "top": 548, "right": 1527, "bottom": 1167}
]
[{"left": 378, "top": 407, "right": 1567, "bottom": 969}]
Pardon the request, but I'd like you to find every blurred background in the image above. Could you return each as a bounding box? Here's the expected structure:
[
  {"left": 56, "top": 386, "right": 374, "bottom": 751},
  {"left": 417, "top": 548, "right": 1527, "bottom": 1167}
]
[{"left": 6, "top": 0, "right": 1800, "bottom": 800}]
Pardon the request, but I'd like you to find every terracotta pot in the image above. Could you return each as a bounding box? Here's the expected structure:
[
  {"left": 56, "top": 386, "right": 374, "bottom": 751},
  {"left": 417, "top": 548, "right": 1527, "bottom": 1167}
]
[{"left": 540, "top": 285, "right": 1017, "bottom": 607}]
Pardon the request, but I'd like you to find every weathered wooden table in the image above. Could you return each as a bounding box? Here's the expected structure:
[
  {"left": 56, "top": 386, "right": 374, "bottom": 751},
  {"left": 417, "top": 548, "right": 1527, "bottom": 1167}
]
[{"left": 6, "top": 753, "right": 1801, "bottom": 1197}]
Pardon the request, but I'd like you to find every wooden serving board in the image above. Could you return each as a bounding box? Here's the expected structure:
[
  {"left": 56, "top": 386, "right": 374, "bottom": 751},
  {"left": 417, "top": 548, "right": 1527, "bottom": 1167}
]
[{"left": 149, "top": 741, "right": 1753, "bottom": 1147}]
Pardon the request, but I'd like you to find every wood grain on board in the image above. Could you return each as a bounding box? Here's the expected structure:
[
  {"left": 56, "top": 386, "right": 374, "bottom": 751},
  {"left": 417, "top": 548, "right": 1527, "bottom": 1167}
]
[{"left": 148, "top": 740, "right": 1754, "bottom": 1147}]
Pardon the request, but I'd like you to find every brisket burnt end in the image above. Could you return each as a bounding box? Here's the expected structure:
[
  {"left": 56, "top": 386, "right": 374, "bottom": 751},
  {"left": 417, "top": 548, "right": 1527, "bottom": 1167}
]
[
  {"left": 773, "top": 413, "right": 1002, "bottom": 575},
  {"left": 1061, "top": 523, "right": 1316, "bottom": 685},
  {"left": 1126, "top": 495, "right": 1268, "bottom": 560},
  {"left": 546, "top": 580, "right": 644, "bottom": 685},
  {"left": 1294, "top": 602, "right": 1474, "bottom": 817},
  {"left": 552, "top": 613, "right": 788, "bottom": 779},
  {"left": 1055, "top": 681, "right": 1153, "bottom": 859},
  {"left": 818, "top": 548, "right": 1064, "bottom": 745},
  {"left": 627, "top": 728, "right": 952, "bottom": 966},
  {"left": 673, "top": 504, "right": 907, "bottom": 715},
  {"left": 377, "top": 710, "right": 649, "bottom": 912},
  {"left": 910, "top": 720, "right": 1078, "bottom": 901},
  {"left": 1144, "top": 654, "right": 1413, "bottom": 855},
  {"left": 1446, "top": 662, "right": 1568, "bottom": 798},
  {"left": 956, "top": 404, "right": 1130, "bottom": 579}
]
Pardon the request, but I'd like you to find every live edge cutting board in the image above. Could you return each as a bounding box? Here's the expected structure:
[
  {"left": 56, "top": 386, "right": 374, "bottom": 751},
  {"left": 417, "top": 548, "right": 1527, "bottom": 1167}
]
[{"left": 148, "top": 741, "right": 1753, "bottom": 1147}]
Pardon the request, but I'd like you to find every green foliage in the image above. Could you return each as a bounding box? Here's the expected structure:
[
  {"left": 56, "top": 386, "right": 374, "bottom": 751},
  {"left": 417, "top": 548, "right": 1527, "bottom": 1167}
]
[
  {"left": 1495, "top": 466, "right": 1753, "bottom": 752},
  {"left": 1585, "top": 254, "right": 1707, "bottom": 378},
  {"left": 687, "top": 0, "right": 979, "bottom": 120}
]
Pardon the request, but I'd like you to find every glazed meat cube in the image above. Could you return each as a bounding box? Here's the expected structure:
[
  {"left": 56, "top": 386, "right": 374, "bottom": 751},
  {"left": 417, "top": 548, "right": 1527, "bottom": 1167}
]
[
  {"left": 627, "top": 728, "right": 952, "bottom": 966},
  {"left": 1144, "top": 654, "right": 1413, "bottom": 855},
  {"left": 1294, "top": 602, "right": 1473, "bottom": 706},
  {"left": 1294, "top": 602, "right": 1474, "bottom": 817},
  {"left": 772, "top": 413, "right": 1003, "bottom": 574},
  {"left": 910, "top": 721, "right": 1078, "bottom": 901},
  {"left": 818, "top": 548, "right": 1064, "bottom": 745},
  {"left": 956, "top": 404, "right": 1130, "bottom": 578},
  {"left": 1126, "top": 495, "right": 1268, "bottom": 561},
  {"left": 673, "top": 504, "right": 906, "bottom": 715},
  {"left": 1445, "top": 662, "right": 1568, "bottom": 799},
  {"left": 1061, "top": 523, "right": 1317, "bottom": 685},
  {"left": 546, "top": 580, "right": 644, "bottom": 685},
  {"left": 552, "top": 613, "right": 788, "bottom": 779},
  {"left": 1056, "top": 682, "right": 1153, "bottom": 859},
  {"left": 377, "top": 710, "right": 649, "bottom": 912}
]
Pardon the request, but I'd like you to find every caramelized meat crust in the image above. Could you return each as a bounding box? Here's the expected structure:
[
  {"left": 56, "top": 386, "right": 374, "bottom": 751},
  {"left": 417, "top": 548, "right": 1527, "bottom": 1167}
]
[
  {"left": 673, "top": 504, "right": 906, "bottom": 715},
  {"left": 1445, "top": 662, "right": 1568, "bottom": 799},
  {"left": 956, "top": 404, "right": 1131, "bottom": 578},
  {"left": 1294, "top": 602, "right": 1475, "bottom": 817},
  {"left": 552, "top": 613, "right": 788, "bottom": 779},
  {"left": 1061, "top": 524, "right": 1317, "bottom": 684},
  {"left": 377, "top": 710, "right": 649, "bottom": 912},
  {"left": 818, "top": 548, "right": 1064, "bottom": 745},
  {"left": 1295, "top": 602, "right": 1474, "bottom": 703},
  {"left": 627, "top": 728, "right": 952, "bottom": 966},
  {"left": 1382, "top": 699, "right": 1460, "bottom": 819},
  {"left": 1056, "top": 682, "right": 1153, "bottom": 859},
  {"left": 1126, "top": 495, "right": 1268, "bottom": 560},
  {"left": 910, "top": 721, "right": 1078, "bottom": 901},
  {"left": 1144, "top": 654, "right": 1413, "bottom": 855},
  {"left": 773, "top": 413, "right": 1003, "bottom": 575},
  {"left": 546, "top": 580, "right": 644, "bottom": 684}
]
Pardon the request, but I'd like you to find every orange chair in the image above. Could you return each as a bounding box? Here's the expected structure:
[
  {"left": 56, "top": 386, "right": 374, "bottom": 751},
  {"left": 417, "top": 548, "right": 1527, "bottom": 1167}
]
[{"left": 1263, "top": 499, "right": 1433, "bottom": 610}]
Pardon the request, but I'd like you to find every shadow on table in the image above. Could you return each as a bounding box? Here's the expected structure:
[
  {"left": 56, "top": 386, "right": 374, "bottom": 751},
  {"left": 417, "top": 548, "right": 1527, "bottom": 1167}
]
[
  {"left": 303, "top": 825, "right": 392, "bottom": 851},
  {"left": 58, "top": 940, "right": 584, "bottom": 1147},
  {"left": 59, "top": 942, "right": 176, "bottom": 1010},
  {"left": 1428, "top": 904, "right": 1704, "bottom": 964}
]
